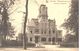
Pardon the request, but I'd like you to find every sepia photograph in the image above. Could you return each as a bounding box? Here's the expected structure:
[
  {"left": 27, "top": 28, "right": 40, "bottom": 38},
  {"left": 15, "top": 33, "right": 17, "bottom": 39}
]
[{"left": 0, "top": 0, "right": 79, "bottom": 51}]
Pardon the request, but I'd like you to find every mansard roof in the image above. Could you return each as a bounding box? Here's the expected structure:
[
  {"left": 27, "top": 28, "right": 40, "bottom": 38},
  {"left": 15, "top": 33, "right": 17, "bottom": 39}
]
[
  {"left": 48, "top": 19, "right": 56, "bottom": 23},
  {"left": 28, "top": 18, "right": 39, "bottom": 27}
]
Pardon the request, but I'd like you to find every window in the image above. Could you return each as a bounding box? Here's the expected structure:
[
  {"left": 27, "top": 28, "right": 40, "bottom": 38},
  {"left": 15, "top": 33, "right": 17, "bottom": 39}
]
[
  {"left": 30, "top": 37, "right": 32, "bottom": 41},
  {"left": 41, "top": 37, "right": 46, "bottom": 41},
  {"left": 30, "top": 31, "right": 32, "bottom": 33},
  {"left": 48, "top": 38, "right": 51, "bottom": 41},
  {"left": 53, "top": 30, "right": 55, "bottom": 33},
  {"left": 49, "top": 30, "right": 51, "bottom": 34},
  {"left": 36, "top": 22, "right": 38, "bottom": 25},
  {"left": 44, "top": 30, "right": 46, "bottom": 34},
  {"left": 35, "top": 29, "right": 39, "bottom": 33},
  {"left": 41, "top": 29, "right": 43, "bottom": 34},
  {"left": 52, "top": 38, "right": 55, "bottom": 42}
]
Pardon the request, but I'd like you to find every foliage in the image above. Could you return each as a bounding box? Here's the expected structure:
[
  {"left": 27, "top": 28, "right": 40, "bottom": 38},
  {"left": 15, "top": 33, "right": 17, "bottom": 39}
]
[
  {"left": 0, "top": 0, "right": 16, "bottom": 40},
  {"left": 61, "top": 0, "right": 79, "bottom": 40},
  {"left": 63, "top": 34, "right": 76, "bottom": 42},
  {"left": 60, "top": 34, "right": 78, "bottom": 47}
]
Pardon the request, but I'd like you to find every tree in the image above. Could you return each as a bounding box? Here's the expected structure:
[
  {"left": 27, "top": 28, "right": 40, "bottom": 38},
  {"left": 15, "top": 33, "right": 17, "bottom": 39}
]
[
  {"left": 61, "top": 0, "right": 79, "bottom": 41},
  {"left": 64, "top": 34, "right": 76, "bottom": 42},
  {"left": 0, "top": 0, "right": 16, "bottom": 41}
]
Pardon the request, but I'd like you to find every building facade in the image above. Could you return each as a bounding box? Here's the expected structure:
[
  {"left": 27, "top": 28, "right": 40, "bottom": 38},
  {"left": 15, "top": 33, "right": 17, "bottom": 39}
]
[{"left": 27, "top": 4, "right": 62, "bottom": 44}]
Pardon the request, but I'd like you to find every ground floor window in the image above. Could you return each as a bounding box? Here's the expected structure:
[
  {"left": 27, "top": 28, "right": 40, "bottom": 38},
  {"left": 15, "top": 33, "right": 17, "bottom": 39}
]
[
  {"left": 41, "top": 37, "right": 46, "bottom": 41},
  {"left": 52, "top": 38, "right": 55, "bottom": 42},
  {"left": 48, "top": 38, "right": 51, "bottom": 42}
]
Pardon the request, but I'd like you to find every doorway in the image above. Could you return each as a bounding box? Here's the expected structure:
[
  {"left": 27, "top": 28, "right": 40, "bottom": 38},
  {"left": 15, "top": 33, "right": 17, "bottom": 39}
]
[{"left": 35, "top": 36, "right": 39, "bottom": 43}]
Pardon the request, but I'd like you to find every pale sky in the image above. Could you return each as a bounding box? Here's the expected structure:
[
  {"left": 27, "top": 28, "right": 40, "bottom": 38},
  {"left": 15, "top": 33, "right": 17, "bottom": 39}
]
[{"left": 9, "top": 0, "right": 71, "bottom": 36}]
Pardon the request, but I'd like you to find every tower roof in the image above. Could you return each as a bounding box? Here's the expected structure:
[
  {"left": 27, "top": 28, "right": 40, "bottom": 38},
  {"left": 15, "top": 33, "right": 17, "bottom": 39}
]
[{"left": 40, "top": 4, "right": 46, "bottom": 7}]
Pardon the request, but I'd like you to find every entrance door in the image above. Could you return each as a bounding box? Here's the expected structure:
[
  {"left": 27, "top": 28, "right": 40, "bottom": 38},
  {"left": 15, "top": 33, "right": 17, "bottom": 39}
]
[
  {"left": 35, "top": 36, "right": 39, "bottom": 43},
  {"left": 52, "top": 37, "right": 55, "bottom": 44}
]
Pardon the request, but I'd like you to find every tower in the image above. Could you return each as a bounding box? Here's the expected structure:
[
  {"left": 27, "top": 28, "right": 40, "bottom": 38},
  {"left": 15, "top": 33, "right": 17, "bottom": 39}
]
[
  {"left": 38, "top": 4, "right": 48, "bottom": 34},
  {"left": 38, "top": 4, "right": 48, "bottom": 20}
]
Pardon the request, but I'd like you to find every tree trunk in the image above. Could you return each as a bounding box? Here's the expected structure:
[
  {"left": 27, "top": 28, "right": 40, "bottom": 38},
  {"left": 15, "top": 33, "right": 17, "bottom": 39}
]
[{"left": 23, "top": 0, "right": 28, "bottom": 50}]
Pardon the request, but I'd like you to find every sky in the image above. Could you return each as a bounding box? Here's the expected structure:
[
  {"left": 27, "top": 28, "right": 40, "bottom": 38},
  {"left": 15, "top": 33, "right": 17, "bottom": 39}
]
[{"left": 9, "top": 0, "right": 71, "bottom": 36}]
